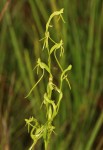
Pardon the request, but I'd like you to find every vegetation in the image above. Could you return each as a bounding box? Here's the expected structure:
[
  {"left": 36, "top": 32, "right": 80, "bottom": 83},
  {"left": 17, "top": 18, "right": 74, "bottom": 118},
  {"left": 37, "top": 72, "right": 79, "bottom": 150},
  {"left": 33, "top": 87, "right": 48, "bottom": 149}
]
[
  {"left": 25, "top": 9, "right": 72, "bottom": 150},
  {"left": 0, "top": 0, "right": 103, "bottom": 150}
]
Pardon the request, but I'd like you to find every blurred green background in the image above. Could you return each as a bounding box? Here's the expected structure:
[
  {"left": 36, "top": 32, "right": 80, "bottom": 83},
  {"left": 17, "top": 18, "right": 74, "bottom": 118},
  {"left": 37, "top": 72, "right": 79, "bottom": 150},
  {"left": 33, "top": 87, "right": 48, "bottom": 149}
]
[{"left": 0, "top": 0, "right": 103, "bottom": 150}]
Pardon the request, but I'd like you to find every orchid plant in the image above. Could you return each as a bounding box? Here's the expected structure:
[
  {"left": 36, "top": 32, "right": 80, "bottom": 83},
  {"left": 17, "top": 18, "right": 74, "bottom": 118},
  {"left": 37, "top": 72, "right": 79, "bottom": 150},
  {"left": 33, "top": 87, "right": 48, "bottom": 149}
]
[{"left": 25, "top": 8, "right": 72, "bottom": 150}]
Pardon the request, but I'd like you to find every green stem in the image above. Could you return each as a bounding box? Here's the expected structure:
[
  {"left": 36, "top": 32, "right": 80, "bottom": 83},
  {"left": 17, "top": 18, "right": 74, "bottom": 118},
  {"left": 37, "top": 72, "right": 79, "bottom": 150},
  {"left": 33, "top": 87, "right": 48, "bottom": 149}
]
[{"left": 45, "top": 140, "right": 48, "bottom": 150}]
